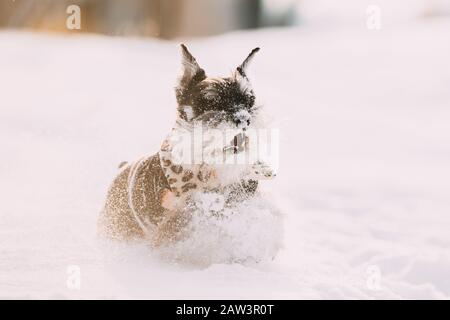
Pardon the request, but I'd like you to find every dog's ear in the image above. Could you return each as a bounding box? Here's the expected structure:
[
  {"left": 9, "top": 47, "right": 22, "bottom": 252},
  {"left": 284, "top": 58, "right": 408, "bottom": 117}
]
[
  {"left": 176, "top": 45, "right": 206, "bottom": 120},
  {"left": 236, "top": 47, "right": 260, "bottom": 78},
  {"left": 178, "top": 44, "right": 206, "bottom": 90}
]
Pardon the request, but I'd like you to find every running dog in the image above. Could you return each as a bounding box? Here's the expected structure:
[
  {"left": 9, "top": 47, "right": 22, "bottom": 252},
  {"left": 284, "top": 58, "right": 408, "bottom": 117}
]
[{"left": 98, "top": 44, "right": 275, "bottom": 246}]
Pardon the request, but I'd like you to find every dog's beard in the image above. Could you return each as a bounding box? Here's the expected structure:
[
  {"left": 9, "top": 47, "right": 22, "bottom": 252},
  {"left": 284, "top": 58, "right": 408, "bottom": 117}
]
[
  {"left": 169, "top": 118, "right": 249, "bottom": 164},
  {"left": 167, "top": 101, "right": 277, "bottom": 183}
]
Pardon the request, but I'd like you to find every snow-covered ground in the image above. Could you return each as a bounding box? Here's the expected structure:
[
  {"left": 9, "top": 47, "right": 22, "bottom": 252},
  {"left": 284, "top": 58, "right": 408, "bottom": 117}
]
[{"left": 1, "top": 16, "right": 450, "bottom": 299}]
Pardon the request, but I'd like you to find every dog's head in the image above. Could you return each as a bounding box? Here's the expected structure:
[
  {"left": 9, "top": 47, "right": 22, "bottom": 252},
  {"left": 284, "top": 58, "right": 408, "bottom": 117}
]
[{"left": 175, "top": 44, "right": 260, "bottom": 130}]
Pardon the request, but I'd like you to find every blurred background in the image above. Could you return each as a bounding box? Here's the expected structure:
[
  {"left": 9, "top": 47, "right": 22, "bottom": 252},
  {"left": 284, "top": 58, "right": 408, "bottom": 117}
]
[
  {"left": 0, "top": 0, "right": 300, "bottom": 38},
  {"left": 1, "top": 0, "right": 448, "bottom": 38}
]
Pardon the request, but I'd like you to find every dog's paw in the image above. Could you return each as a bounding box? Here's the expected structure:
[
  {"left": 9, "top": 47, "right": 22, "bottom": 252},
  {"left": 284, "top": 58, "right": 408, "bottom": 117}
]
[{"left": 250, "top": 160, "right": 276, "bottom": 179}]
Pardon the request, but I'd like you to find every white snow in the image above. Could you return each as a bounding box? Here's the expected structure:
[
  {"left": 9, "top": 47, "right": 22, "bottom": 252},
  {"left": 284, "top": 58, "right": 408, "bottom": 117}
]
[{"left": 1, "top": 16, "right": 450, "bottom": 299}]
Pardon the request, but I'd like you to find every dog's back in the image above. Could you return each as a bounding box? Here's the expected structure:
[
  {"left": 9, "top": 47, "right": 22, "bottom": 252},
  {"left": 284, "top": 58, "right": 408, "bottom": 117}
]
[{"left": 98, "top": 153, "right": 169, "bottom": 241}]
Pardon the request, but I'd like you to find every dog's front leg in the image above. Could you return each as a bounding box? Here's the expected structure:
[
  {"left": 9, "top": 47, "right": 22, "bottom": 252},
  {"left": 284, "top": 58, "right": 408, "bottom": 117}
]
[
  {"left": 247, "top": 160, "right": 277, "bottom": 180},
  {"left": 151, "top": 189, "right": 190, "bottom": 247}
]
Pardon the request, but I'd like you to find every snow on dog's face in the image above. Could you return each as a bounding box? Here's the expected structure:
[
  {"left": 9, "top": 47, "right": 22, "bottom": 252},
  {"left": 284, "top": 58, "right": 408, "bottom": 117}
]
[{"left": 175, "top": 44, "right": 259, "bottom": 130}]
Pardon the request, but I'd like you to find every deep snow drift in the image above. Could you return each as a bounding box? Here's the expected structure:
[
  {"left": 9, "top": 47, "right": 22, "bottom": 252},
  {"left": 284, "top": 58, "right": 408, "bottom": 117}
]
[{"left": 1, "top": 18, "right": 450, "bottom": 299}]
